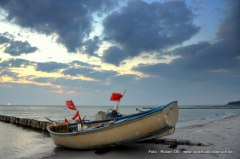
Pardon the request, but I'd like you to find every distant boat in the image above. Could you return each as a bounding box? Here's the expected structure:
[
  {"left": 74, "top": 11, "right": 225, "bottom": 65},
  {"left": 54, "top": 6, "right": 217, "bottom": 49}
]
[{"left": 47, "top": 101, "right": 179, "bottom": 149}]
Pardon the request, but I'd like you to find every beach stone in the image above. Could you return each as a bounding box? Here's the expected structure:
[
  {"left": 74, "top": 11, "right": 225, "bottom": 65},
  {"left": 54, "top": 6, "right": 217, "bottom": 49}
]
[
  {"left": 10, "top": 117, "right": 16, "bottom": 123},
  {"left": 0, "top": 115, "right": 2, "bottom": 121},
  {"left": 164, "top": 139, "right": 178, "bottom": 145},
  {"left": 178, "top": 140, "right": 190, "bottom": 145},
  {"left": 189, "top": 141, "right": 201, "bottom": 146}
]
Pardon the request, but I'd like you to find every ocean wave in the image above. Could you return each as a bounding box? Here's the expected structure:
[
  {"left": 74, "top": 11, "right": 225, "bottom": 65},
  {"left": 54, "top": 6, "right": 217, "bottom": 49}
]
[{"left": 176, "top": 112, "right": 239, "bottom": 128}]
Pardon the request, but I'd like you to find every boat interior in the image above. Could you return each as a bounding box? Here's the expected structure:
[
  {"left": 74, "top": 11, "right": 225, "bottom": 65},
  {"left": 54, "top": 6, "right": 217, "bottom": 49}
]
[{"left": 49, "top": 104, "right": 163, "bottom": 133}]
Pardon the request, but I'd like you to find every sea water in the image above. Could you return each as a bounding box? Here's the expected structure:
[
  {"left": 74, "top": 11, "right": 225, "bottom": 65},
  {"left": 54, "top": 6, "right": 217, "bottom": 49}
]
[{"left": 0, "top": 104, "right": 240, "bottom": 158}]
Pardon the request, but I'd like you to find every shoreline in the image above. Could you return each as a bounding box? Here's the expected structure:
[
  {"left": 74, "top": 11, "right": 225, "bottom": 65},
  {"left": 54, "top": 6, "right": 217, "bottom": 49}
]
[{"left": 45, "top": 113, "right": 240, "bottom": 159}]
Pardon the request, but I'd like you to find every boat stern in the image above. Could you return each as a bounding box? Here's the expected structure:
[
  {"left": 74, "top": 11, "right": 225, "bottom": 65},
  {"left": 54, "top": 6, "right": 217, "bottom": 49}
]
[{"left": 162, "top": 101, "right": 178, "bottom": 127}]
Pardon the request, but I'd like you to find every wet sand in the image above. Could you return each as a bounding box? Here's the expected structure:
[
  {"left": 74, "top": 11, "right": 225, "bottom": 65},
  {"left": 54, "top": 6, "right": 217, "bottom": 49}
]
[{"left": 46, "top": 114, "right": 240, "bottom": 159}]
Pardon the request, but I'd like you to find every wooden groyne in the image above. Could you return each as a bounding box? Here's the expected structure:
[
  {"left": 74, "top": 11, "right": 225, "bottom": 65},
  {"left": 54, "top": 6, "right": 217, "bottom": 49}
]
[
  {"left": 0, "top": 115, "right": 51, "bottom": 132},
  {"left": 143, "top": 105, "right": 240, "bottom": 109}
]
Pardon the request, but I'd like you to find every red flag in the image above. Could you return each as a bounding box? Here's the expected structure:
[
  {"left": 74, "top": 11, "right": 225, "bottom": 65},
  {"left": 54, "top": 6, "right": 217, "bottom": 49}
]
[
  {"left": 72, "top": 111, "right": 79, "bottom": 120},
  {"left": 66, "top": 100, "right": 76, "bottom": 110},
  {"left": 78, "top": 116, "right": 82, "bottom": 124},
  {"left": 65, "top": 118, "right": 70, "bottom": 124},
  {"left": 110, "top": 93, "right": 123, "bottom": 102}
]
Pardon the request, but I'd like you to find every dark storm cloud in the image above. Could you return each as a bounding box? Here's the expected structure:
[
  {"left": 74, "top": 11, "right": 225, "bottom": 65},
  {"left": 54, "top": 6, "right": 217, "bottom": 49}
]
[
  {"left": 102, "top": 0, "right": 200, "bottom": 66},
  {"left": 0, "top": 0, "right": 118, "bottom": 53},
  {"left": 62, "top": 67, "right": 118, "bottom": 80},
  {"left": 216, "top": 0, "right": 240, "bottom": 41},
  {"left": 83, "top": 36, "right": 102, "bottom": 56},
  {"left": 0, "top": 35, "right": 38, "bottom": 56},
  {"left": 133, "top": 40, "right": 240, "bottom": 82},
  {"left": 0, "top": 35, "right": 10, "bottom": 44},
  {"left": 36, "top": 62, "right": 68, "bottom": 73},
  {"left": 4, "top": 40, "right": 38, "bottom": 56},
  {"left": 102, "top": 46, "right": 127, "bottom": 66},
  {"left": 1, "top": 32, "right": 15, "bottom": 39},
  {"left": 0, "top": 58, "right": 33, "bottom": 68},
  {"left": 133, "top": 1, "right": 240, "bottom": 82}
]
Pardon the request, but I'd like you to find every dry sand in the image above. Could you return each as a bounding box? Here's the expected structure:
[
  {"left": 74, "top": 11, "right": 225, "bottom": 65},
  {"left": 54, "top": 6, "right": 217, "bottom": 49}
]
[{"left": 47, "top": 114, "right": 240, "bottom": 159}]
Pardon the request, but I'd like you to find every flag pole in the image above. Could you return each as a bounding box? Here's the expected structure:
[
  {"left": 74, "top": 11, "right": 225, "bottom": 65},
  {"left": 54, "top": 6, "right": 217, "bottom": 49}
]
[
  {"left": 71, "top": 100, "right": 81, "bottom": 124},
  {"left": 116, "top": 89, "right": 127, "bottom": 109},
  {"left": 68, "top": 100, "right": 83, "bottom": 129}
]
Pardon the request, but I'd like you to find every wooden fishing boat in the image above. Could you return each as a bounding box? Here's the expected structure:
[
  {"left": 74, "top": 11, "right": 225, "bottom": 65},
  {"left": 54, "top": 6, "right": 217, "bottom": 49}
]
[{"left": 47, "top": 101, "right": 178, "bottom": 149}]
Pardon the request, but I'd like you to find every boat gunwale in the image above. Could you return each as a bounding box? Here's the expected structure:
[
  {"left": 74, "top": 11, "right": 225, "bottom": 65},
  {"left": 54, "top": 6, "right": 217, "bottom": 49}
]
[{"left": 47, "top": 101, "right": 177, "bottom": 136}]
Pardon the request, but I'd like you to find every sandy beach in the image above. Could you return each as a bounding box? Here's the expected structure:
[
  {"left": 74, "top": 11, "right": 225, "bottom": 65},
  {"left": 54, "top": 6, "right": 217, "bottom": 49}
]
[{"left": 46, "top": 113, "right": 240, "bottom": 159}]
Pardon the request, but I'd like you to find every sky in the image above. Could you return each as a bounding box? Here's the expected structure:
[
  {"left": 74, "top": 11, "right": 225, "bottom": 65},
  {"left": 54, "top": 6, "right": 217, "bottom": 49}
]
[{"left": 0, "top": 0, "right": 239, "bottom": 106}]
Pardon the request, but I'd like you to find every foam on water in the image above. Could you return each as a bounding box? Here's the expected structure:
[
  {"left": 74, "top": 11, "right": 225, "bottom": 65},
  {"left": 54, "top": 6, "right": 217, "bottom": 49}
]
[{"left": 176, "top": 111, "right": 240, "bottom": 128}]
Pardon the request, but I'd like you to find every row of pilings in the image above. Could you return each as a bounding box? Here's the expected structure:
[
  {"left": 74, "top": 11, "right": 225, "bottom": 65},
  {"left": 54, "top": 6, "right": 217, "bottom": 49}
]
[
  {"left": 0, "top": 115, "right": 51, "bottom": 132},
  {"left": 143, "top": 105, "right": 240, "bottom": 109}
]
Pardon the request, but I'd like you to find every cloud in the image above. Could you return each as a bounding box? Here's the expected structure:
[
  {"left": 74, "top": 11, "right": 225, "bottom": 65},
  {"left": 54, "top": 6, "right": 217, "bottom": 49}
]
[
  {"left": 4, "top": 40, "right": 38, "bottom": 56},
  {"left": 102, "top": 0, "right": 200, "bottom": 66},
  {"left": 0, "top": 32, "right": 15, "bottom": 39},
  {"left": 133, "top": 1, "right": 240, "bottom": 83},
  {"left": 83, "top": 36, "right": 102, "bottom": 56},
  {"left": 49, "top": 89, "right": 78, "bottom": 94},
  {"left": 216, "top": 0, "right": 240, "bottom": 41},
  {"left": 0, "top": 58, "right": 33, "bottom": 68},
  {"left": 62, "top": 67, "right": 94, "bottom": 76},
  {"left": 0, "top": 35, "right": 38, "bottom": 56},
  {"left": 102, "top": 46, "right": 127, "bottom": 66},
  {"left": 36, "top": 62, "right": 68, "bottom": 73},
  {"left": 0, "top": 0, "right": 118, "bottom": 53},
  {"left": 0, "top": 35, "right": 10, "bottom": 44},
  {"left": 62, "top": 67, "right": 118, "bottom": 80},
  {"left": 70, "top": 60, "right": 100, "bottom": 68},
  {"left": 0, "top": 70, "right": 18, "bottom": 78}
]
